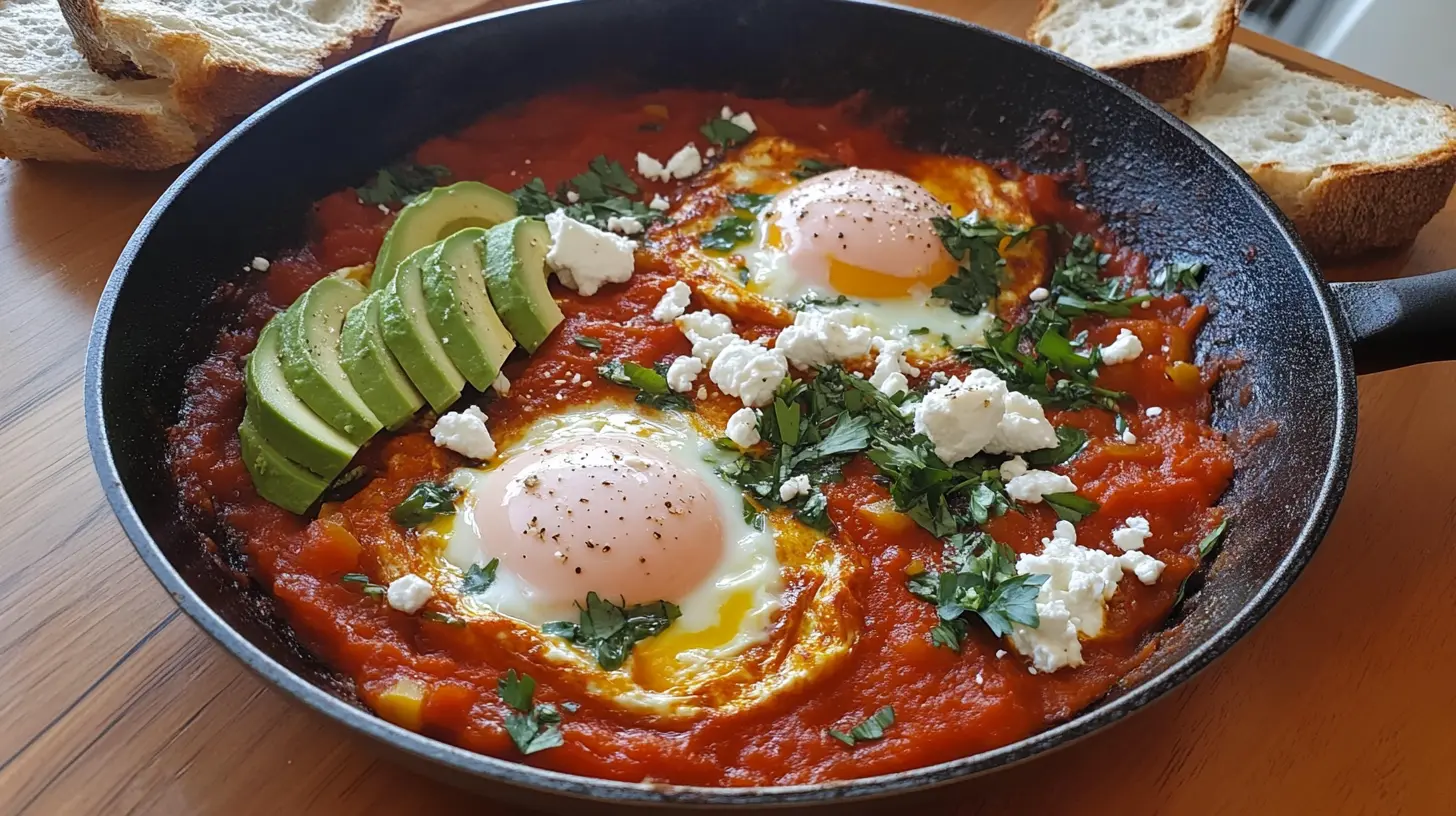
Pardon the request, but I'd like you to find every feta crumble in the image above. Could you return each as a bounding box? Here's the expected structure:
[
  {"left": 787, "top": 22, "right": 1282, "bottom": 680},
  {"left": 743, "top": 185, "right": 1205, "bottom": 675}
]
[
  {"left": 1100, "top": 328, "right": 1144, "bottom": 365},
  {"left": 913, "top": 370, "right": 1007, "bottom": 464},
  {"left": 984, "top": 391, "right": 1058, "bottom": 454},
  {"left": 250, "top": 256, "right": 270, "bottom": 272},
  {"left": 1028, "top": 286, "right": 1049, "bottom": 302},
  {"left": 869, "top": 338, "right": 920, "bottom": 396},
  {"left": 386, "top": 574, "right": 434, "bottom": 614},
  {"left": 1005, "top": 469, "right": 1078, "bottom": 504},
  {"left": 696, "top": 386, "right": 708, "bottom": 400},
  {"left": 1111, "top": 516, "right": 1151, "bottom": 551},
  {"left": 636, "top": 152, "right": 669, "bottom": 182},
  {"left": 431, "top": 406, "right": 496, "bottom": 460},
  {"left": 566, "top": 190, "right": 581, "bottom": 204},
  {"left": 605, "top": 215, "right": 644, "bottom": 235},
  {"left": 1145, "top": 406, "right": 1164, "bottom": 418},
  {"left": 1008, "top": 521, "right": 1122, "bottom": 672},
  {"left": 676, "top": 310, "right": 737, "bottom": 362},
  {"left": 775, "top": 307, "right": 875, "bottom": 370},
  {"left": 1121, "top": 429, "right": 1137, "bottom": 444},
  {"left": 664, "top": 143, "right": 703, "bottom": 179},
  {"left": 665, "top": 355, "right": 704, "bottom": 393},
  {"left": 652, "top": 281, "right": 692, "bottom": 323},
  {"left": 1118, "top": 550, "right": 1166, "bottom": 585},
  {"left": 725, "top": 407, "right": 761, "bottom": 449},
  {"left": 779, "top": 474, "right": 811, "bottom": 502},
  {"left": 711, "top": 339, "right": 788, "bottom": 407},
  {"left": 649, "top": 194, "right": 670, "bottom": 211},
  {"left": 544, "top": 210, "right": 636, "bottom": 296}
]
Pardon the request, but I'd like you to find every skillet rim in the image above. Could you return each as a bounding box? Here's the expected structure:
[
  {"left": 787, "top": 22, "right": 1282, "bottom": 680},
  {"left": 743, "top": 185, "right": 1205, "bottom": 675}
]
[{"left": 84, "top": 0, "right": 1358, "bottom": 805}]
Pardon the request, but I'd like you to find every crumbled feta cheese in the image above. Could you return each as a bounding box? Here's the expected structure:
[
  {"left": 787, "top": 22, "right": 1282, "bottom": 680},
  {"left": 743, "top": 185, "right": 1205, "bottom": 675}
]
[
  {"left": 779, "top": 474, "right": 811, "bottom": 502},
  {"left": 999, "top": 455, "right": 1029, "bottom": 481},
  {"left": 1111, "top": 516, "right": 1151, "bottom": 551},
  {"left": 1100, "top": 328, "right": 1144, "bottom": 365},
  {"left": 984, "top": 391, "right": 1058, "bottom": 454},
  {"left": 1119, "top": 550, "right": 1166, "bottom": 584},
  {"left": 775, "top": 307, "right": 875, "bottom": 369},
  {"left": 705, "top": 147, "right": 716, "bottom": 158},
  {"left": 652, "top": 282, "right": 692, "bottom": 323},
  {"left": 386, "top": 574, "right": 434, "bottom": 614},
  {"left": 730, "top": 111, "right": 757, "bottom": 133},
  {"left": 605, "top": 215, "right": 644, "bottom": 235},
  {"left": 664, "top": 143, "right": 703, "bottom": 179},
  {"left": 636, "top": 152, "right": 669, "bottom": 182},
  {"left": 913, "top": 370, "right": 1008, "bottom": 464},
  {"left": 697, "top": 386, "right": 708, "bottom": 400},
  {"left": 1028, "top": 286, "right": 1049, "bottom": 302},
  {"left": 676, "top": 310, "right": 737, "bottom": 362},
  {"left": 869, "top": 338, "right": 920, "bottom": 396},
  {"left": 721, "top": 105, "right": 734, "bottom": 119},
  {"left": 995, "top": 649, "right": 1008, "bottom": 659},
  {"left": 566, "top": 190, "right": 581, "bottom": 204},
  {"left": 711, "top": 339, "right": 788, "bottom": 407},
  {"left": 665, "top": 355, "right": 703, "bottom": 393},
  {"left": 544, "top": 210, "right": 636, "bottom": 296},
  {"left": 1008, "top": 521, "right": 1122, "bottom": 672},
  {"left": 1145, "top": 406, "right": 1164, "bottom": 418},
  {"left": 649, "top": 194, "right": 670, "bottom": 211},
  {"left": 1005, "top": 469, "right": 1078, "bottom": 504},
  {"left": 431, "top": 406, "right": 496, "bottom": 460},
  {"left": 1141, "top": 300, "right": 1152, "bottom": 309},
  {"left": 492, "top": 373, "right": 510, "bottom": 396},
  {"left": 725, "top": 407, "right": 761, "bottom": 449},
  {"left": 1121, "top": 429, "right": 1137, "bottom": 444},
  {"left": 250, "top": 256, "right": 270, "bottom": 272}
]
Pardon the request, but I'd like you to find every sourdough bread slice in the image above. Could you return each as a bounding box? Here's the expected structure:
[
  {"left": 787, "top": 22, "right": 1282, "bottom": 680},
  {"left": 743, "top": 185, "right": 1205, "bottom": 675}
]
[
  {"left": 1186, "top": 45, "right": 1456, "bottom": 259},
  {"left": 59, "top": 0, "right": 401, "bottom": 131},
  {"left": 0, "top": 0, "right": 197, "bottom": 170},
  {"left": 1029, "top": 0, "right": 1240, "bottom": 114}
]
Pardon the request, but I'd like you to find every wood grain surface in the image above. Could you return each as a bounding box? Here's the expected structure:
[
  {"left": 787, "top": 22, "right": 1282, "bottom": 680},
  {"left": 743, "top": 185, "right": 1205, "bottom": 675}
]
[{"left": 1, "top": 1, "right": 1452, "bottom": 813}]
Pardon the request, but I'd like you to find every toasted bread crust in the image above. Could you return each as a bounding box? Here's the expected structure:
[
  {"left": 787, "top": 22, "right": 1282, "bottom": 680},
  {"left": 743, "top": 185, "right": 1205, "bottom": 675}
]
[
  {"left": 57, "top": 0, "right": 147, "bottom": 79},
  {"left": 1029, "top": 0, "right": 1239, "bottom": 112},
  {"left": 0, "top": 86, "right": 196, "bottom": 170}
]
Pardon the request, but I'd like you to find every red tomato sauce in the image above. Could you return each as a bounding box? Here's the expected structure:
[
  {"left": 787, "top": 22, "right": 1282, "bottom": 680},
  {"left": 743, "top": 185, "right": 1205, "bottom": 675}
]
[{"left": 167, "top": 89, "right": 1232, "bottom": 786}]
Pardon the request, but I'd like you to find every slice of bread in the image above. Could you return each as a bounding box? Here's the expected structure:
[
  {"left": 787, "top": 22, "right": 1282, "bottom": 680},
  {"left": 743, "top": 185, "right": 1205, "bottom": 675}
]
[
  {"left": 1029, "top": 0, "right": 1240, "bottom": 114},
  {"left": 1186, "top": 46, "right": 1456, "bottom": 259},
  {"left": 0, "top": 0, "right": 197, "bottom": 170},
  {"left": 59, "top": 0, "right": 401, "bottom": 131}
]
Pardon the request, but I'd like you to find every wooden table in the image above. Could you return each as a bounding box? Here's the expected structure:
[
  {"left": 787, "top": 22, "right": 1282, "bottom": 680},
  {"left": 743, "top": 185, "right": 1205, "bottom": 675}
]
[{"left": 2, "top": 1, "right": 1451, "bottom": 812}]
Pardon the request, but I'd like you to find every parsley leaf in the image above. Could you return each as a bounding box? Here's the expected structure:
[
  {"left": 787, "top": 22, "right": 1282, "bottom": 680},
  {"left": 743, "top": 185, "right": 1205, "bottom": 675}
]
[
  {"left": 511, "top": 177, "right": 557, "bottom": 216},
  {"left": 461, "top": 559, "right": 499, "bottom": 595},
  {"left": 543, "top": 592, "right": 682, "bottom": 671},
  {"left": 906, "top": 533, "right": 1048, "bottom": 646},
  {"left": 792, "top": 158, "right": 844, "bottom": 179},
  {"left": 498, "top": 670, "right": 564, "bottom": 755},
  {"left": 788, "top": 293, "right": 852, "bottom": 310},
  {"left": 930, "top": 214, "right": 1040, "bottom": 316},
  {"left": 727, "top": 192, "right": 775, "bottom": 214},
  {"left": 700, "top": 116, "right": 751, "bottom": 148},
  {"left": 509, "top": 155, "right": 666, "bottom": 232},
  {"left": 794, "top": 489, "right": 831, "bottom": 531},
  {"left": 1197, "top": 518, "right": 1228, "bottom": 557},
  {"left": 1021, "top": 425, "right": 1088, "bottom": 468},
  {"left": 701, "top": 214, "right": 755, "bottom": 251},
  {"left": 391, "top": 481, "right": 460, "bottom": 527},
  {"left": 355, "top": 162, "right": 452, "bottom": 205},
  {"left": 1043, "top": 491, "right": 1099, "bottom": 523},
  {"left": 828, "top": 706, "right": 895, "bottom": 747},
  {"left": 1149, "top": 260, "right": 1207, "bottom": 294},
  {"left": 597, "top": 359, "right": 693, "bottom": 411},
  {"left": 573, "top": 334, "right": 603, "bottom": 351},
  {"left": 340, "top": 572, "right": 386, "bottom": 599}
]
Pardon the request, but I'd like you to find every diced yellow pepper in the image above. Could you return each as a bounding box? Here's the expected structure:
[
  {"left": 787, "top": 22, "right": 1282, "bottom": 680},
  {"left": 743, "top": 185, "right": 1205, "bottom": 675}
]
[{"left": 374, "top": 676, "right": 426, "bottom": 731}]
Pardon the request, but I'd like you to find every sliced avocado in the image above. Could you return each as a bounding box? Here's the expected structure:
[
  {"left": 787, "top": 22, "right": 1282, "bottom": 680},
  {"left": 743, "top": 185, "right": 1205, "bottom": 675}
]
[
  {"left": 483, "top": 217, "right": 564, "bottom": 352},
  {"left": 246, "top": 321, "right": 357, "bottom": 479},
  {"left": 341, "top": 291, "right": 425, "bottom": 429},
  {"left": 378, "top": 245, "right": 466, "bottom": 411},
  {"left": 239, "top": 411, "right": 327, "bottom": 514},
  {"left": 422, "top": 227, "right": 516, "bottom": 391},
  {"left": 277, "top": 276, "right": 382, "bottom": 445},
  {"left": 374, "top": 182, "right": 519, "bottom": 291}
]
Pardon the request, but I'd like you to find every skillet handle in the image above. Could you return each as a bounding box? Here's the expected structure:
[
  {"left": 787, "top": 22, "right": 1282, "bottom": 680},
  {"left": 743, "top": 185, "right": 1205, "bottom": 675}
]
[{"left": 1331, "top": 269, "right": 1456, "bottom": 374}]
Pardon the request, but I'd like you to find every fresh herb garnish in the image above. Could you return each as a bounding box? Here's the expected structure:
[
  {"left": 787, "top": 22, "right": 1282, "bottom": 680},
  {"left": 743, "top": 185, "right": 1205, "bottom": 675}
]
[
  {"left": 930, "top": 214, "right": 1041, "bottom": 316},
  {"left": 573, "top": 334, "right": 603, "bottom": 351},
  {"left": 340, "top": 572, "right": 386, "bottom": 599},
  {"left": 700, "top": 116, "right": 752, "bottom": 148},
  {"left": 1149, "top": 260, "right": 1207, "bottom": 294},
  {"left": 1197, "top": 518, "right": 1228, "bottom": 557},
  {"left": 355, "top": 162, "right": 451, "bottom": 205},
  {"left": 391, "top": 481, "right": 460, "bottom": 527},
  {"left": 510, "top": 155, "right": 665, "bottom": 232},
  {"left": 597, "top": 359, "right": 694, "bottom": 411},
  {"left": 792, "top": 158, "right": 844, "bottom": 179},
  {"left": 1022, "top": 426, "right": 1088, "bottom": 468},
  {"left": 421, "top": 610, "right": 465, "bottom": 627},
  {"left": 828, "top": 706, "right": 895, "bottom": 747},
  {"left": 461, "top": 559, "right": 499, "bottom": 595},
  {"left": 1043, "top": 491, "right": 1099, "bottom": 523},
  {"left": 498, "top": 670, "right": 564, "bottom": 755},
  {"left": 700, "top": 214, "right": 756, "bottom": 251},
  {"left": 794, "top": 489, "right": 831, "bottom": 531},
  {"left": 787, "top": 293, "right": 852, "bottom": 311},
  {"left": 958, "top": 320, "right": 1126, "bottom": 412},
  {"left": 906, "top": 532, "right": 1048, "bottom": 649},
  {"left": 542, "top": 592, "right": 682, "bottom": 671},
  {"left": 727, "top": 192, "right": 775, "bottom": 214}
]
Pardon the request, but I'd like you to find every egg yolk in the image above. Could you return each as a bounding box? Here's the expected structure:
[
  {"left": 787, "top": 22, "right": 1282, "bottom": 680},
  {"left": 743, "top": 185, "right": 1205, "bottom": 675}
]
[
  {"left": 766, "top": 167, "right": 957, "bottom": 298},
  {"left": 473, "top": 436, "right": 724, "bottom": 608}
]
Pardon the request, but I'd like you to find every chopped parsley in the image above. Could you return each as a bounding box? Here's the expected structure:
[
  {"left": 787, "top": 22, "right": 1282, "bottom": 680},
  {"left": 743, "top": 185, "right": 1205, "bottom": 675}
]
[
  {"left": 340, "top": 572, "right": 386, "bottom": 599},
  {"left": 700, "top": 214, "right": 756, "bottom": 251},
  {"left": 461, "top": 559, "right": 499, "bottom": 595},
  {"left": 391, "top": 481, "right": 460, "bottom": 527},
  {"left": 930, "top": 214, "right": 1042, "bottom": 316},
  {"left": 355, "top": 161, "right": 451, "bottom": 205},
  {"left": 906, "top": 532, "right": 1048, "bottom": 649},
  {"left": 542, "top": 592, "right": 682, "bottom": 671},
  {"left": 421, "top": 610, "right": 465, "bottom": 627},
  {"left": 792, "top": 157, "right": 844, "bottom": 179},
  {"left": 1022, "top": 426, "right": 1088, "bottom": 468},
  {"left": 700, "top": 115, "right": 752, "bottom": 148},
  {"left": 498, "top": 670, "right": 564, "bottom": 754},
  {"left": 828, "top": 706, "right": 895, "bottom": 747},
  {"left": 597, "top": 359, "right": 693, "bottom": 411},
  {"left": 573, "top": 334, "right": 603, "bottom": 351},
  {"left": 727, "top": 192, "right": 775, "bottom": 214},
  {"left": 1197, "top": 518, "right": 1229, "bottom": 557},
  {"left": 1043, "top": 491, "right": 1099, "bottom": 523},
  {"left": 510, "top": 155, "right": 665, "bottom": 232},
  {"left": 788, "top": 293, "right": 853, "bottom": 311},
  {"left": 1149, "top": 260, "right": 1208, "bottom": 294}
]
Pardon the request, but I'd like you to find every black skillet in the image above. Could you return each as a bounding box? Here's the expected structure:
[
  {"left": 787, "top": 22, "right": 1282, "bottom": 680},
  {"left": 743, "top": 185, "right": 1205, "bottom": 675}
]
[{"left": 84, "top": 0, "right": 1456, "bottom": 809}]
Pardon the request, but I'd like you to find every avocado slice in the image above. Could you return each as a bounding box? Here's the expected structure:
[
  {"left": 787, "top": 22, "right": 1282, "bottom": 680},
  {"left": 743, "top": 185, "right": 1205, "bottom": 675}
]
[
  {"left": 378, "top": 245, "right": 466, "bottom": 412},
  {"left": 246, "top": 320, "right": 357, "bottom": 479},
  {"left": 239, "top": 411, "right": 327, "bottom": 514},
  {"left": 374, "top": 182, "right": 519, "bottom": 291},
  {"left": 277, "top": 275, "right": 382, "bottom": 445},
  {"left": 483, "top": 217, "right": 565, "bottom": 352},
  {"left": 341, "top": 291, "right": 425, "bottom": 429},
  {"left": 421, "top": 228, "right": 516, "bottom": 391}
]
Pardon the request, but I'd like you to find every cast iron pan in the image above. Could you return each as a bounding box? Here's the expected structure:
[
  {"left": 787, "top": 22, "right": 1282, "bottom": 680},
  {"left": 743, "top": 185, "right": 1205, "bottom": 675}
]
[{"left": 84, "top": 0, "right": 1456, "bottom": 809}]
